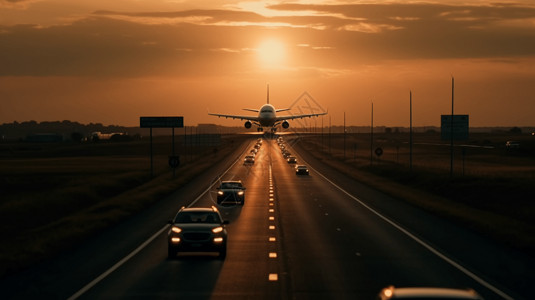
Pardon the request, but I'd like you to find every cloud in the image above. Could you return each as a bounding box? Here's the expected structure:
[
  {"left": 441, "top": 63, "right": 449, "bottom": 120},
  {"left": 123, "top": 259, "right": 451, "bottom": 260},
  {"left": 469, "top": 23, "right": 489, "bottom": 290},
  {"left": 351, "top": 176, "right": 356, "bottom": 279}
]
[
  {"left": 92, "top": 9, "right": 267, "bottom": 26},
  {"left": 0, "top": 2, "right": 534, "bottom": 77},
  {"left": 1, "top": 0, "right": 36, "bottom": 4},
  {"left": 0, "top": 0, "right": 41, "bottom": 9}
]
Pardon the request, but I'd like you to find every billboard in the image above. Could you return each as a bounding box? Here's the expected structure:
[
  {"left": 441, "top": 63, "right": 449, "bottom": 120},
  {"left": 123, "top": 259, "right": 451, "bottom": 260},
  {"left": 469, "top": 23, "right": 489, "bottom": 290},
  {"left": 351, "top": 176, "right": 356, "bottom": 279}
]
[
  {"left": 441, "top": 115, "right": 469, "bottom": 140},
  {"left": 140, "top": 116, "right": 184, "bottom": 128}
]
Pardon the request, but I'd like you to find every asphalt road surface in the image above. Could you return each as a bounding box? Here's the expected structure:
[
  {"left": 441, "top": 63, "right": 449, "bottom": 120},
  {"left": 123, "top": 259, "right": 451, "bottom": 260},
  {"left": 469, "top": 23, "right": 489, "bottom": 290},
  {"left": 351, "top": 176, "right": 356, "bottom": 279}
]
[{"left": 2, "top": 136, "right": 533, "bottom": 299}]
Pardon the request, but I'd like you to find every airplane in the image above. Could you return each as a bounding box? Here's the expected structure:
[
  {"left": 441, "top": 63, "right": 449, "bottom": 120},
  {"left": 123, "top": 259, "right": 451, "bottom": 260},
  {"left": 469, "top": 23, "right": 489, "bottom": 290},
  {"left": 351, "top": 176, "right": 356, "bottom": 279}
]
[{"left": 208, "top": 86, "right": 327, "bottom": 132}]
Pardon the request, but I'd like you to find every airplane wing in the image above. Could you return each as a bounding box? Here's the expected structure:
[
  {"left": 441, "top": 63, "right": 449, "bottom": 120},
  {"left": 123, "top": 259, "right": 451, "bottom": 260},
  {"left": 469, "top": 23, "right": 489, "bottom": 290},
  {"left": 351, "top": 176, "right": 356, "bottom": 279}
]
[
  {"left": 208, "top": 113, "right": 260, "bottom": 124},
  {"left": 274, "top": 112, "right": 327, "bottom": 123}
]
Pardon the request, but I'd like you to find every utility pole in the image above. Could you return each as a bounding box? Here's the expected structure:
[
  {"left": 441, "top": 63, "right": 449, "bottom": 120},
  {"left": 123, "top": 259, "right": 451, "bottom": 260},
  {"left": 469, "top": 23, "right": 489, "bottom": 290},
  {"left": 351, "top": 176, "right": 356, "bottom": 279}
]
[
  {"left": 370, "top": 101, "right": 374, "bottom": 165},
  {"left": 321, "top": 116, "right": 324, "bottom": 152},
  {"left": 329, "top": 115, "right": 332, "bottom": 154},
  {"left": 410, "top": 91, "right": 413, "bottom": 172},
  {"left": 343, "top": 111, "right": 346, "bottom": 160},
  {"left": 450, "top": 77, "right": 454, "bottom": 178}
]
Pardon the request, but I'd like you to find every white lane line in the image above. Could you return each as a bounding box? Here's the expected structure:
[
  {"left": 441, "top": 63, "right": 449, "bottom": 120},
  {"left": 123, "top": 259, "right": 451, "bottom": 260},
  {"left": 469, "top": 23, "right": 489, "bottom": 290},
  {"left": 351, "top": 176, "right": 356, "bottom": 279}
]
[
  {"left": 67, "top": 225, "right": 169, "bottom": 300},
  {"left": 267, "top": 165, "right": 279, "bottom": 283},
  {"left": 310, "top": 165, "right": 514, "bottom": 300},
  {"left": 68, "top": 149, "right": 244, "bottom": 300}
]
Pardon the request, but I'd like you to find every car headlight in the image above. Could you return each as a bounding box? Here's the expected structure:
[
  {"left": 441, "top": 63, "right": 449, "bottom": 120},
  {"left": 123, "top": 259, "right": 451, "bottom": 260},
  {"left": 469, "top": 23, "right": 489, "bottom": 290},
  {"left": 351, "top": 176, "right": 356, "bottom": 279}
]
[
  {"left": 218, "top": 191, "right": 224, "bottom": 196},
  {"left": 171, "top": 226, "right": 182, "bottom": 233},
  {"left": 213, "top": 237, "right": 224, "bottom": 243},
  {"left": 212, "top": 226, "right": 224, "bottom": 233},
  {"left": 171, "top": 237, "right": 181, "bottom": 243},
  {"left": 237, "top": 191, "right": 244, "bottom": 196}
]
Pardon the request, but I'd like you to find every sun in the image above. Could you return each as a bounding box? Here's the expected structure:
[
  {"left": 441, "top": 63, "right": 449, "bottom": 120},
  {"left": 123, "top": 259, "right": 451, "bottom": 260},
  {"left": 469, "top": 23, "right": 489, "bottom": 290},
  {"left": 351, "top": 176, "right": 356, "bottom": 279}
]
[{"left": 257, "top": 39, "right": 286, "bottom": 67}]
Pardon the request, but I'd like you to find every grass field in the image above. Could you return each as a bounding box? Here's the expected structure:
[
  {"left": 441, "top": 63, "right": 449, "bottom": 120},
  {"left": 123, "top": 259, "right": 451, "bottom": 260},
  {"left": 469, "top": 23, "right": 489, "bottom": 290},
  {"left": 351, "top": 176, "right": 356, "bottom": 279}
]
[
  {"left": 0, "top": 135, "right": 247, "bottom": 277},
  {"left": 295, "top": 131, "right": 535, "bottom": 253}
]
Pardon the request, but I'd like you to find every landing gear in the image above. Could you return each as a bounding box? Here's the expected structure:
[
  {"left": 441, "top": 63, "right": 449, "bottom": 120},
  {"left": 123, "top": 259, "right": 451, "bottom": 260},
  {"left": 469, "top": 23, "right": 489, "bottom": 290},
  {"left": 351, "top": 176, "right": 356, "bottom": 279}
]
[{"left": 257, "top": 127, "right": 263, "bottom": 132}]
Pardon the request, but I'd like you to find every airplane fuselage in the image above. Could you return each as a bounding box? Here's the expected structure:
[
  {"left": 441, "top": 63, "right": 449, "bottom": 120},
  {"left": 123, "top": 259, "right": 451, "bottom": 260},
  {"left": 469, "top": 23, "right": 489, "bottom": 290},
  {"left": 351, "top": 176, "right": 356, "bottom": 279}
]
[{"left": 258, "top": 104, "right": 277, "bottom": 127}]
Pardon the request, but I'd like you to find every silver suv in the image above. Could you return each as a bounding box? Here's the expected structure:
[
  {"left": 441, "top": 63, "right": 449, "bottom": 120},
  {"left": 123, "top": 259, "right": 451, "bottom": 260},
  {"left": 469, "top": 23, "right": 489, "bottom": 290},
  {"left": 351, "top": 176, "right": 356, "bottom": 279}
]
[{"left": 168, "top": 206, "right": 228, "bottom": 259}]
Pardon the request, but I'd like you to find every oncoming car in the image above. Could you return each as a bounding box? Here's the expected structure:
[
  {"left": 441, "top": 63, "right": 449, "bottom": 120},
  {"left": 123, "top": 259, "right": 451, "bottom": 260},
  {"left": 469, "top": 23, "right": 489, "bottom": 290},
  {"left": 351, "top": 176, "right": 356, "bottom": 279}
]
[
  {"left": 505, "top": 140, "right": 520, "bottom": 149},
  {"left": 167, "top": 206, "right": 228, "bottom": 259},
  {"left": 244, "top": 155, "right": 255, "bottom": 164},
  {"left": 217, "top": 180, "right": 246, "bottom": 205},
  {"left": 295, "top": 165, "right": 309, "bottom": 175},
  {"left": 377, "top": 286, "right": 483, "bottom": 300}
]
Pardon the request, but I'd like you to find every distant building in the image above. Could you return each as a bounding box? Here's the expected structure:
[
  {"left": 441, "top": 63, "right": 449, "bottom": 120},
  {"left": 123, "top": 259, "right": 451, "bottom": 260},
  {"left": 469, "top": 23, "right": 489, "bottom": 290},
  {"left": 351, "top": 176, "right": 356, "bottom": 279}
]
[{"left": 91, "top": 132, "right": 129, "bottom": 142}]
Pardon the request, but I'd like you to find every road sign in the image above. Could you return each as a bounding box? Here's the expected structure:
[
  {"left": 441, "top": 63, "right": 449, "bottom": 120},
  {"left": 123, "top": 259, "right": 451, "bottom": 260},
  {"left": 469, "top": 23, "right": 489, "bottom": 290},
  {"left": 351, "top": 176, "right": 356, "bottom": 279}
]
[
  {"left": 441, "top": 115, "right": 469, "bottom": 140},
  {"left": 375, "top": 147, "right": 383, "bottom": 157},
  {"left": 140, "top": 116, "right": 183, "bottom": 128},
  {"left": 169, "top": 156, "right": 180, "bottom": 168}
]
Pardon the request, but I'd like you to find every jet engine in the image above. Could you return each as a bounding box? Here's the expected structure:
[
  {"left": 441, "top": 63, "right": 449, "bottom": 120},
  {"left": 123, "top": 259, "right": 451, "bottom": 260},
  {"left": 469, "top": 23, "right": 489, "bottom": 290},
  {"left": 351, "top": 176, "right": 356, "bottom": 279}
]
[
  {"left": 244, "top": 121, "right": 252, "bottom": 129},
  {"left": 282, "top": 121, "right": 290, "bottom": 129}
]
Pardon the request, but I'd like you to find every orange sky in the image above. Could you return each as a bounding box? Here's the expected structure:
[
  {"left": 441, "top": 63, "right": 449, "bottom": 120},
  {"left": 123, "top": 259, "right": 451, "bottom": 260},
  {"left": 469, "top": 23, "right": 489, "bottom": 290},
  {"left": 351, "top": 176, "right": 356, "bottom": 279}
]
[{"left": 1, "top": 1, "right": 534, "bottom": 127}]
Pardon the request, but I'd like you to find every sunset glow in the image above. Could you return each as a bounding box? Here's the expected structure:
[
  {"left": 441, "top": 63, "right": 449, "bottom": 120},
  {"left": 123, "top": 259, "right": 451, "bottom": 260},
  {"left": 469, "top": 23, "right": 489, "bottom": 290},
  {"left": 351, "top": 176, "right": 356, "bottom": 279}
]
[
  {"left": 0, "top": 1, "right": 534, "bottom": 127},
  {"left": 257, "top": 39, "right": 286, "bottom": 67}
]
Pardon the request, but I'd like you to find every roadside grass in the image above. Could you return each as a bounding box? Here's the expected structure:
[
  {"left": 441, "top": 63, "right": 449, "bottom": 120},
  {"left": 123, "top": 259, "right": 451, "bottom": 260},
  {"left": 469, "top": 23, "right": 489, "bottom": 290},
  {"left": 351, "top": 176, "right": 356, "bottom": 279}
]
[
  {"left": 0, "top": 136, "right": 246, "bottom": 277},
  {"left": 296, "top": 134, "right": 535, "bottom": 253}
]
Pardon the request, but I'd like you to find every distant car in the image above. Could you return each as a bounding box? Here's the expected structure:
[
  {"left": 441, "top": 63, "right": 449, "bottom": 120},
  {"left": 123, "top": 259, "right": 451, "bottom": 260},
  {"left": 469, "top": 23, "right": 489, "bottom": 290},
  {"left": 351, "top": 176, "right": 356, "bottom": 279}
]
[
  {"left": 168, "top": 206, "right": 228, "bottom": 259},
  {"left": 505, "top": 140, "right": 520, "bottom": 149},
  {"left": 217, "top": 180, "right": 246, "bottom": 205},
  {"left": 287, "top": 156, "right": 297, "bottom": 164},
  {"left": 377, "top": 286, "right": 483, "bottom": 300},
  {"left": 244, "top": 155, "right": 255, "bottom": 164},
  {"left": 295, "top": 165, "right": 309, "bottom": 175}
]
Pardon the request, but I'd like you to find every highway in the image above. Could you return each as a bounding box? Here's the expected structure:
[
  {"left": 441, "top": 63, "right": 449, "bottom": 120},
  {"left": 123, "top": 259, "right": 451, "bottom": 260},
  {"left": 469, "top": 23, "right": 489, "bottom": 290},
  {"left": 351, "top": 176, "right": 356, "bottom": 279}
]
[{"left": 2, "top": 136, "right": 532, "bottom": 299}]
